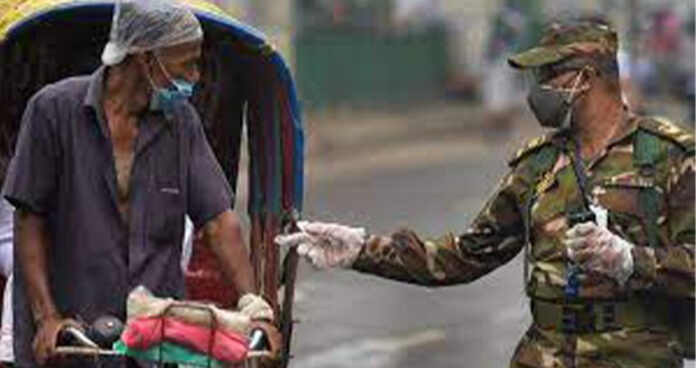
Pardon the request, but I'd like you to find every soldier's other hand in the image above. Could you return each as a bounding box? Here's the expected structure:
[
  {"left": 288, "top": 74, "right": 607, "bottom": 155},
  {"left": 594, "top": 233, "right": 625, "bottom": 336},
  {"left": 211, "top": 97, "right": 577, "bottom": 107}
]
[
  {"left": 274, "top": 221, "right": 367, "bottom": 269},
  {"left": 564, "top": 222, "right": 634, "bottom": 285}
]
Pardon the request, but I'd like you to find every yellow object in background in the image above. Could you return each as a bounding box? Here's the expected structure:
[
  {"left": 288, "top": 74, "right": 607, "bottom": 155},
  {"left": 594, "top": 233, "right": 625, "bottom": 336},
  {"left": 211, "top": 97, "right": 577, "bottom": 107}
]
[{"left": 0, "top": 0, "right": 231, "bottom": 42}]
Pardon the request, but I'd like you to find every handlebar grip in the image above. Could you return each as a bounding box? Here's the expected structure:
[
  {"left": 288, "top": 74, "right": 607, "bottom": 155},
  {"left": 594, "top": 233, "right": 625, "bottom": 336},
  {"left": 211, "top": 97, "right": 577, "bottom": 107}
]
[
  {"left": 58, "top": 326, "right": 100, "bottom": 348},
  {"left": 249, "top": 328, "right": 269, "bottom": 351}
]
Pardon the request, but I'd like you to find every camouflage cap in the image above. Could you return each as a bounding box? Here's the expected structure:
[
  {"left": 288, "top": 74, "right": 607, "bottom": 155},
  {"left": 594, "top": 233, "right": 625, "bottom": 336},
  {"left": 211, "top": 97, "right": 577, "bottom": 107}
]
[{"left": 508, "top": 21, "right": 618, "bottom": 69}]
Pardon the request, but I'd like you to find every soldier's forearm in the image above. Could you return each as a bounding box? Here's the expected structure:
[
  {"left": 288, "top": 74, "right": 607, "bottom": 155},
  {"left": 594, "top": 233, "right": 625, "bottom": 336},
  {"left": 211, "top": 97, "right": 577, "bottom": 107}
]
[
  {"left": 352, "top": 232, "right": 443, "bottom": 286},
  {"left": 631, "top": 243, "right": 695, "bottom": 295},
  {"left": 352, "top": 229, "right": 522, "bottom": 287},
  {"left": 636, "top": 153, "right": 696, "bottom": 296},
  {"left": 630, "top": 243, "right": 694, "bottom": 297}
]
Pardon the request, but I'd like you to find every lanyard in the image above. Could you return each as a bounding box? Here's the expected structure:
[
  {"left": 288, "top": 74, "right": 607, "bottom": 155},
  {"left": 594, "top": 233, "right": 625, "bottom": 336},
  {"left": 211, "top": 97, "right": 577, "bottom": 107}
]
[{"left": 567, "top": 136, "right": 593, "bottom": 213}]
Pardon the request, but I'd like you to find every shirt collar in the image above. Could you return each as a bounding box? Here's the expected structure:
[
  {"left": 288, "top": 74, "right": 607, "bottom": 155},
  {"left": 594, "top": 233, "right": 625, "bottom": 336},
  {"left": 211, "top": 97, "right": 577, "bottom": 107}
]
[
  {"left": 83, "top": 66, "right": 172, "bottom": 136},
  {"left": 606, "top": 111, "right": 640, "bottom": 147},
  {"left": 83, "top": 66, "right": 107, "bottom": 111},
  {"left": 549, "top": 108, "right": 639, "bottom": 149},
  {"left": 83, "top": 66, "right": 110, "bottom": 138}
]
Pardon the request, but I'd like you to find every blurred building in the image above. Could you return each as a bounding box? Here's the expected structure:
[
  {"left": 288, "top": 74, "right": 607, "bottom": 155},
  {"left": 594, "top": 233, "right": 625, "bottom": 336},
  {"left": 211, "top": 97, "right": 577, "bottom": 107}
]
[
  {"left": 292, "top": 0, "right": 449, "bottom": 109},
  {"left": 214, "top": 0, "right": 694, "bottom": 120}
]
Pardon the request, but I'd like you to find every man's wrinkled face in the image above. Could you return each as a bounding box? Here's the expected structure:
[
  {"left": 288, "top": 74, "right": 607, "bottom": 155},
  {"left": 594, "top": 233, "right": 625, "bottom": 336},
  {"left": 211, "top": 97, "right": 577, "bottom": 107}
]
[{"left": 145, "top": 40, "right": 203, "bottom": 89}]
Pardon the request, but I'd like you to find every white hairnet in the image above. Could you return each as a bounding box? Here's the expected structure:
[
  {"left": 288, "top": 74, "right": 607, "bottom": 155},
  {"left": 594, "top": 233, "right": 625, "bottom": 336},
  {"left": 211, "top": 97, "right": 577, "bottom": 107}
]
[{"left": 102, "top": 0, "right": 203, "bottom": 66}]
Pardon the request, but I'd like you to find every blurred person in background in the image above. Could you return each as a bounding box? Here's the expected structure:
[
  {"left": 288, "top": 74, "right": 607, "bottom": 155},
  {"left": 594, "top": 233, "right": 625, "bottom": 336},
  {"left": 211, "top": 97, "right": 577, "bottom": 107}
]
[
  {"left": 645, "top": 8, "right": 683, "bottom": 98},
  {"left": 630, "top": 37, "right": 658, "bottom": 103},
  {"left": 482, "top": 3, "right": 527, "bottom": 139},
  {"left": 577, "top": 13, "right": 644, "bottom": 112},
  {"left": 616, "top": 44, "right": 644, "bottom": 112},
  {"left": 392, "top": 0, "right": 443, "bottom": 32},
  {"left": 679, "top": 15, "right": 694, "bottom": 124},
  {"left": 279, "top": 20, "right": 695, "bottom": 368}
]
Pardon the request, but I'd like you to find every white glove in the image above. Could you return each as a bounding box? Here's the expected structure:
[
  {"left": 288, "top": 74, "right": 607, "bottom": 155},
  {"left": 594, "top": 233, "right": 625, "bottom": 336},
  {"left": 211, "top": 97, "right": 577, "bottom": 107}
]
[
  {"left": 237, "top": 293, "right": 274, "bottom": 321},
  {"left": 274, "top": 221, "right": 367, "bottom": 269},
  {"left": 564, "top": 222, "right": 634, "bottom": 286}
]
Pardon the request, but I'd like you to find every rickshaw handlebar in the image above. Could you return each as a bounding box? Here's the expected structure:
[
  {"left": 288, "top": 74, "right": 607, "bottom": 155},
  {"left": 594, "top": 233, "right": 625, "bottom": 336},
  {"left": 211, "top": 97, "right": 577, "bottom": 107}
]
[{"left": 55, "top": 325, "right": 273, "bottom": 358}]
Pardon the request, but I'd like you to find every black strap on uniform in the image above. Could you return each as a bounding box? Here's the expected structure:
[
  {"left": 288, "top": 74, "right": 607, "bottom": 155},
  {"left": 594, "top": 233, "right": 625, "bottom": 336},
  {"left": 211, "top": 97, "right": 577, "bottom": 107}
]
[
  {"left": 567, "top": 136, "right": 594, "bottom": 214},
  {"left": 633, "top": 129, "right": 661, "bottom": 248},
  {"left": 561, "top": 135, "right": 596, "bottom": 368}
]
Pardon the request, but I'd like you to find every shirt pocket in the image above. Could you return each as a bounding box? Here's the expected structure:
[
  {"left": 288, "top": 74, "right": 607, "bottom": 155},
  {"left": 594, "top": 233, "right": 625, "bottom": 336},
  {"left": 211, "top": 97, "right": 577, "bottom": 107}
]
[
  {"left": 595, "top": 174, "right": 665, "bottom": 244},
  {"left": 148, "top": 186, "right": 185, "bottom": 245},
  {"left": 148, "top": 148, "right": 185, "bottom": 245}
]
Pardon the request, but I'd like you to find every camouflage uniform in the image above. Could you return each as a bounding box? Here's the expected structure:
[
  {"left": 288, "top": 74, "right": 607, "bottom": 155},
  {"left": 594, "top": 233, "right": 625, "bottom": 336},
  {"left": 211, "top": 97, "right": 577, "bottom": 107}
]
[{"left": 352, "top": 23, "right": 695, "bottom": 368}]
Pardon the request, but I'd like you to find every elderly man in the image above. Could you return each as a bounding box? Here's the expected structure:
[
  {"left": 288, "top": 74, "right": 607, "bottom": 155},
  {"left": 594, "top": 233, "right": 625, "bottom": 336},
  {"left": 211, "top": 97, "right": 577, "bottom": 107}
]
[
  {"left": 3, "top": 1, "right": 272, "bottom": 367},
  {"left": 278, "top": 21, "right": 695, "bottom": 367}
]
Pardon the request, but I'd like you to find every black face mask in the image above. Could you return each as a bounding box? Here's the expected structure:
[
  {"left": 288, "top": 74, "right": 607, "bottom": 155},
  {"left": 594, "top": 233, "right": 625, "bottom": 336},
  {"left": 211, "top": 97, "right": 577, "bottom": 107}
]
[{"left": 527, "top": 71, "right": 586, "bottom": 130}]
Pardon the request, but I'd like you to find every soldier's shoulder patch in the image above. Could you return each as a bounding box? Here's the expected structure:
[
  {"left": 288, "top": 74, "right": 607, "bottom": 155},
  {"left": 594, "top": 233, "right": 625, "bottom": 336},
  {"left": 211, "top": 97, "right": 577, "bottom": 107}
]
[
  {"left": 638, "top": 116, "right": 695, "bottom": 154},
  {"left": 508, "top": 134, "right": 555, "bottom": 167}
]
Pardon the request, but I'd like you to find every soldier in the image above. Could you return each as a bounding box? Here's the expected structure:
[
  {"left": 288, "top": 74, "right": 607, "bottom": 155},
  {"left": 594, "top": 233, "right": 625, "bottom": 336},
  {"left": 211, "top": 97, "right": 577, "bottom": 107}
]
[{"left": 277, "top": 21, "right": 695, "bottom": 367}]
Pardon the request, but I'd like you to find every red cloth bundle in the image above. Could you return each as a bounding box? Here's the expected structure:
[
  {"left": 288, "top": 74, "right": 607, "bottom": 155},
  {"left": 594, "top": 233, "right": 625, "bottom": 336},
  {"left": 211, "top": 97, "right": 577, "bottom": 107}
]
[{"left": 121, "top": 317, "right": 249, "bottom": 363}]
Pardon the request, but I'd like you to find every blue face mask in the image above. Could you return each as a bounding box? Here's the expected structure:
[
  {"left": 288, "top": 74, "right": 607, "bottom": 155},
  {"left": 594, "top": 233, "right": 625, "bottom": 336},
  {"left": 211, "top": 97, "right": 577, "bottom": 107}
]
[
  {"left": 150, "top": 78, "right": 194, "bottom": 112},
  {"left": 148, "top": 53, "right": 195, "bottom": 112}
]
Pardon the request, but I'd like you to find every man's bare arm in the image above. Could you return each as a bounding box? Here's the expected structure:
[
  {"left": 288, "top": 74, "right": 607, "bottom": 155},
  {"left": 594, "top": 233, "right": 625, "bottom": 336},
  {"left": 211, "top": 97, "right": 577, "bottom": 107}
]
[
  {"left": 15, "top": 209, "right": 58, "bottom": 323},
  {"left": 202, "top": 209, "right": 255, "bottom": 296}
]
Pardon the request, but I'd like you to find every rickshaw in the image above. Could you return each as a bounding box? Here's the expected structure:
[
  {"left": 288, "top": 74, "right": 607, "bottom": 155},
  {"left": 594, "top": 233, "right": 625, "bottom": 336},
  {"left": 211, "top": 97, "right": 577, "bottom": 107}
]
[{"left": 0, "top": 1, "right": 304, "bottom": 367}]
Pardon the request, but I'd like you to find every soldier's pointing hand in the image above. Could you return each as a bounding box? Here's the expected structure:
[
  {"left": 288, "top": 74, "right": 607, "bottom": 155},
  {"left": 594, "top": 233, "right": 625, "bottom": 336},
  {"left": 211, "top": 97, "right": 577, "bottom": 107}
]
[{"left": 275, "top": 221, "right": 367, "bottom": 269}]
